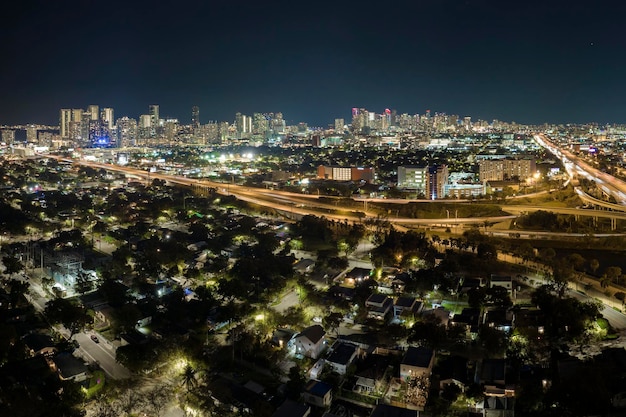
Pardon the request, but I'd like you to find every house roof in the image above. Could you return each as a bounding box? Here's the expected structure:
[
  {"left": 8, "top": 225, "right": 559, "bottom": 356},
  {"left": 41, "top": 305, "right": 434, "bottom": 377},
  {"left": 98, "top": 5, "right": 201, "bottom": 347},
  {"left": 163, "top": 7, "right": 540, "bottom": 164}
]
[
  {"left": 394, "top": 296, "right": 418, "bottom": 309},
  {"left": 479, "top": 359, "right": 506, "bottom": 384},
  {"left": 402, "top": 346, "right": 434, "bottom": 368},
  {"left": 436, "top": 355, "right": 470, "bottom": 385},
  {"left": 22, "top": 333, "right": 55, "bottom": 352},
  {"left": 366, "top": 293, "right": 389, "bottom": 304},
  {"left": 370, "top": 404, "right": 418, "bottom": 417},
  {"left": 327, "top": 343, "right": 357, "bottom": 366},
  {"left": 305, "top": 380, "right": 332, "bottom": 397},
  {"left": 272, "top": 399, "right": 310, "bottom": 417},
  {"left": 53, "top": 352, "right": 88, "bottom": 379},
  {"left": 297, "top": 325, "right": 326, "bottom": 344},
  {"left": 355, "top": 353, "right": 391, "bottom": 381}
]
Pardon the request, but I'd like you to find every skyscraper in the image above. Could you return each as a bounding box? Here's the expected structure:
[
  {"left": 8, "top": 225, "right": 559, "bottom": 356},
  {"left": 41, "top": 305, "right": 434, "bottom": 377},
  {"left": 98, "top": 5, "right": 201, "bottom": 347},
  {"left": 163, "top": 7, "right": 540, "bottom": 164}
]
[
  {"left": 428, "top": 164, "right": 449, "bottom": 200},
  {"left": 149, "top": 105, "right": 159, "bottom": 127},
  {"left": 101, "top": 108, "right": 114, "bottom": 130},
  {"left": 116, "top": 117, "right": 137, "bottom": 148},
  {"left": 191, "top": 106, "right": 200, "bottom": 128},
  {"left": 88, "top": 105, "right": 99, "bottom": 121}
]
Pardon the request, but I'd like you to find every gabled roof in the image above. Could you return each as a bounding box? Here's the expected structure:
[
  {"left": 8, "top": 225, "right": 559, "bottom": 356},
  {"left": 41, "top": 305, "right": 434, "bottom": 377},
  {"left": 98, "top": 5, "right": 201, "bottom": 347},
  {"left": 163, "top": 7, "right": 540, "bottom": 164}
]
[{"left": 297, "top": 325, "right": 326, "bottom": 344}]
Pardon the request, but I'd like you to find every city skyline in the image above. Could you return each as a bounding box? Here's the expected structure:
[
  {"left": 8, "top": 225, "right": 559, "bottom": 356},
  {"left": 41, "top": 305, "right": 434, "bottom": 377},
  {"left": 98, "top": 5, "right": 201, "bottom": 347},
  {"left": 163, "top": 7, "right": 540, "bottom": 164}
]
[{"left": 1, "top": 0, "right": 625, "bottom": 126}]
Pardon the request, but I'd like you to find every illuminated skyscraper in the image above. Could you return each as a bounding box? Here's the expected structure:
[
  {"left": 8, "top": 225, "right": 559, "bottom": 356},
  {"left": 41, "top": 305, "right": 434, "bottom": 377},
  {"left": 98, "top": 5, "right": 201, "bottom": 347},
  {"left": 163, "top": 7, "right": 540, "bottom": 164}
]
[
  {"left": 428, "top": 164, "right": 449, "bottom": 200},
  {"left": 101, "top": 108, "right": 114, "bottom": 130},
  {"left": 191, "top": 106, "right": 200, "bottom": 128},
  {"left": 149, "top": 105, "right": 159, "bottom": 127},
  {"left": 116, "top": 117, "right": 137, "bottom": 148},
  {"left": 88, "top": 105, "right": 99, "bottom": 121}
]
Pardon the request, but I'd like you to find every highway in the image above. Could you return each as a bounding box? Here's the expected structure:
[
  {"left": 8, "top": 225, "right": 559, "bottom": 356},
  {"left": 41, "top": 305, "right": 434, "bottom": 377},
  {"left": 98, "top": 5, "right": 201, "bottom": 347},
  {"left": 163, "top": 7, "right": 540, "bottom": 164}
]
[{"left": 534, "top": 133, "right": 626, "bottom": 206}]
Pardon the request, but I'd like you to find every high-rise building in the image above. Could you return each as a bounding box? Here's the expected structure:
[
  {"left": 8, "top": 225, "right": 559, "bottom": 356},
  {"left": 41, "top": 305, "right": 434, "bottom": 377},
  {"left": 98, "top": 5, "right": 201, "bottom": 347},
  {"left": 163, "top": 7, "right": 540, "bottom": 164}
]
[
  {"left": 397, "top": 166, "right": 428, "bottom": 194},
  {"left": 428, "top": 164, "right": 449, "bottom": 200},
  {"left": 60, "top": 108, "right": 84, "bottom": 138},
  {"left": 478, "top": 158, "right": 536, "bottom": 182},
  {"left": 149, "top": 105, "right": 159, "bottom": 126},
  {"left": 116, "top": 117, "right": 137, "bottom": 148},
  {"left": 26, "top": 125, "right": 38, "bottom": 143},
  {"left": 235, "top": 112, "right": 252, "bottom": 135},
  {"left": 191, "top": 106, "right": 200, "bottom": 128},
  {"left": 334, "top": 118, "right": 344, "bottom": 132},
  {"left": 101, "top": 108, "right": 114, "bottom": 130},
  {"left": 1, "top": 129, "right": 15, "bottom": 144},
  {"left": 88, "top": 105, "right": 99, "bottom": 121}
]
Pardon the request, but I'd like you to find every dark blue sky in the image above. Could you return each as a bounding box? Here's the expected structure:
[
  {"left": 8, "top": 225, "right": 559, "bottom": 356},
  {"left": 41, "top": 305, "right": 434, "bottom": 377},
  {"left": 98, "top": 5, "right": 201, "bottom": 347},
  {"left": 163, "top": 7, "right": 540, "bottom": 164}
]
[{"left": 1, "top": 0, "right": 625, "bottom": 126}]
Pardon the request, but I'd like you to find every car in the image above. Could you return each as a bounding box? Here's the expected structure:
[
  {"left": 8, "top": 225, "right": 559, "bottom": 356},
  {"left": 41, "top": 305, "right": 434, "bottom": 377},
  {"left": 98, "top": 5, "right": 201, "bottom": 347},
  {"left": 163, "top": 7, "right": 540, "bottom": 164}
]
[{"left": 91, "top": 335, "right": 99, "bottom": 343}]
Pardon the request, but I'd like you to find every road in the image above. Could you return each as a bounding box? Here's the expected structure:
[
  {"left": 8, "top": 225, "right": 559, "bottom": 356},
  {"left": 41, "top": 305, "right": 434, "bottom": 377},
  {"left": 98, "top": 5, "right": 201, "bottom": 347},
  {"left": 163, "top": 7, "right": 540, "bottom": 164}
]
[
  {"left": 534, "top": 133, "right": 626, "bottom": 206},
  {"left": 25, "top": 269, "right": 131, "bottom": 380},
  {"left": 74, "top": 332, "right": 131, "bottom": 379}
]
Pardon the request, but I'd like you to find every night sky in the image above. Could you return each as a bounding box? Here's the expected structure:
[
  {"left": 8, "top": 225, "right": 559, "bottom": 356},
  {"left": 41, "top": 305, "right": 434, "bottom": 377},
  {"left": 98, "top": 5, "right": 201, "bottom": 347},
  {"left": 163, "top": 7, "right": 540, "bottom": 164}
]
[{"left": 1, "top": 0, "right": 625, "bottom": 126}]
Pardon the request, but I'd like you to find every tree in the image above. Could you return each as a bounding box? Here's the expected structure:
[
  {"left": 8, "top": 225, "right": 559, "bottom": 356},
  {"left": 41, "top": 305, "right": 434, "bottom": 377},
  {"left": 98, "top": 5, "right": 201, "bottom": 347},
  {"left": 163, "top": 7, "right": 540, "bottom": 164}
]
[
  {"left": 615, "top": 291, "right": 626, "bottom": 306},
  {"left": 44, "top": 298, "right": 89, "bottom": 339},
  {"left": 74, "top": 270, "right": 95, "bottom": 295},
  {"left": 7, "top": 278, "right": 29, "bottom": 308},
  {"left": 323, "top": 312, "right": 344, "bottom": 338},
  {"left": 604, "top": 266, "right": 622, "bottom": 285},
  {"left": 285, "top": 365, "right": 305, "bottom": 400},
  {"left": 181, "top": 364, "right": 198, "bottom": 393},
  {"left": 589, "top": 258, "right": 600, "bottom": 275},
  {"left": 143, "top": 383, "right": 172, "bottom": 417},
  {"left": 1, "top": 255, "right": 24, "bottom": 276}
]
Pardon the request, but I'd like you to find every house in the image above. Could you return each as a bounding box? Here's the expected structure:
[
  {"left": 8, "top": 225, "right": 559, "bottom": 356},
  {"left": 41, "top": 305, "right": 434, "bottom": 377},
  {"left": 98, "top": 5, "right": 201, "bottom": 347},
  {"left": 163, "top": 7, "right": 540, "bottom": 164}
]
[
  {"left": 343, "top": 267, "right": 372, "bottom": 286},
  {"left": 294, "top": 259, "right": 316, "bottom": 275},
  {"left": 353, "top": 353, "right": 392, "bottom": 394},
  {"left": 477, "top": 359, "right": 507, "bottom": 386},
  {"left": 424, "top": 306, "right": 451, "bottom": 326},
  {"left": 22, "top": 333, "right": 57, "bottom": 357},
  {"left": 120, "top": 330, "right": 148, "bottom": 346},
  {"left": 484, "top": 308, "right": 514, "bottom": 333},
  {"left": 489, "top": 275, "right": 513, "bottom": 294},
  {"left": 370, "top": 404, "right": 418, "bottom": 417},
  {"left": 393, "top": 296, "right": 423, "bottom": 318},
  {"left": 272, "top": 328, "right": 296, "bottom": 348},
  {"left": 400, "top": 346, "right": 435, "bottom": 380},
  {"left": 51, "top": 352, "right": 89, "bottom": 382},
  {"left": 365, "top": 293, "right": 393, "bottom": 320},
  {"left": 292, "top": 325, "right": 326, "bottom": 359},
  {"left": 272, "top": 399, "right": 311, "bottom": 417},
  {"left": 303, "top": 380, "right": 333, "bottom": 407},
  {"left": 326, "top": 342, "right": 359, "bottom": 375},
  {"left": 435, "top": 355, "right": 472, "bottom": 392},
  {"left": 450, "top": 308, "right": 481, "bottom": 337}
]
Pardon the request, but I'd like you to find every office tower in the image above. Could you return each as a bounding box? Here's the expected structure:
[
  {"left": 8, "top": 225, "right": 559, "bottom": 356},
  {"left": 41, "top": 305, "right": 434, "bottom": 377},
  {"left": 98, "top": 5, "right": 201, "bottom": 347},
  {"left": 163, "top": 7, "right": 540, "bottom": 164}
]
[
  {"left": 253, "top": 113, "right": 269, "bottom": 135},
  {"left": 478, "top": 158, "right": 536, "bottom": 182},
  {"left": 1, "top": 129, "right": 15, "bottom": 144},
  {"left": 149, "top": 105, "right": 159, "bottom": 127},
  {"left": 26, "top": 125, "right": 38, "bottom": 143},
  {"left": 101, "top": 108, "right": 114, "bottom": 130},
  {"left": 271, "top": 112, "right": 285, "bottom": 133},
  {"left": 88, "top": 105, "right": 99, "bottom": 121},
  {"left": 334, "top": 118, "right": 344, "bottom": 132},
  {"left": 463, "top": 116, "right": 472, "bottom": 131},
  {"left": 60, "top": 109, "right": 72, "bottom": 138},
  {"left": 60, "top": 108, "right": 84, "bottom": 138},
  {"left": 191, "top": 106, "right": 200, "bottom": 128},
  {"left": 164, "top": 118, "right": 179, "bottom": 142},
  {"left": 397, "top": 166, "right": 428, "bottom": 194},
  {"left": 428, "top": 164, "right": 449, "bottom": 200},
  {"left": 235, "top": 112, "right": 252, "bottom": 134},
  {"left": 116, "top": 117, "right": 137, "bottom": 148}
]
